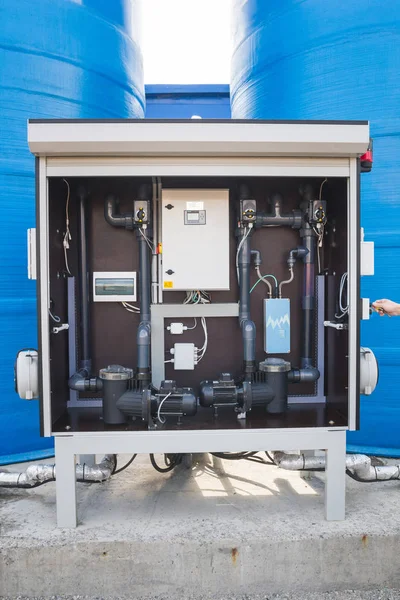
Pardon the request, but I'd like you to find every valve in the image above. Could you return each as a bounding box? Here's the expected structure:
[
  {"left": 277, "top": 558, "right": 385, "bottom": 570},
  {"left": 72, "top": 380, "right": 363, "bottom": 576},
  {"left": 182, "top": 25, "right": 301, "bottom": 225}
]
[{"left": 134, "top": 200, "right": 150, "bottom": 224}]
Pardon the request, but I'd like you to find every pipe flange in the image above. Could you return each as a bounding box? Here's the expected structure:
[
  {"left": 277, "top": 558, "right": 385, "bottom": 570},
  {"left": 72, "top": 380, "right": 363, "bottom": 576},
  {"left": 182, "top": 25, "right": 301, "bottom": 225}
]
[
  {"left": 259, "top": 358, "right": 291, "bottom": 373},
  {"left": 99, "top": 365, "right": 134, "bottom": 380}
]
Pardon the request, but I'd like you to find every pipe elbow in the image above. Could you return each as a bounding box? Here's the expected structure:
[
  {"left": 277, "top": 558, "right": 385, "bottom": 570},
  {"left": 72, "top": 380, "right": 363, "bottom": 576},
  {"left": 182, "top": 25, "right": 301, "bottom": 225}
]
[
  {"left": 68, "top": 371, "right": 86, "bottom": 391},
  {"left": 288, "top": 246, "right": 309, "bottom": 268},
  {"left": 68, "top": 371, "right": 103, "bottom": 392},
  {"left": 251, "top": 249, "right": 262, "bottom": 267},
  {"left": 288, "top": 367, "right": 320, "bottom": 383},
  {"left": 104, "top": 195, "right": 134, "bottom": 229}
]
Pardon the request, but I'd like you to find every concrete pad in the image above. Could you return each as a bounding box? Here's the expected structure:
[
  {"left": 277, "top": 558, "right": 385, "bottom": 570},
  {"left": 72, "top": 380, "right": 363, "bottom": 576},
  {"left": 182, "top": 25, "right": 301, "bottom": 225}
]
[{"left": 1, "top": 453, "right": 400, "bottom": 598}]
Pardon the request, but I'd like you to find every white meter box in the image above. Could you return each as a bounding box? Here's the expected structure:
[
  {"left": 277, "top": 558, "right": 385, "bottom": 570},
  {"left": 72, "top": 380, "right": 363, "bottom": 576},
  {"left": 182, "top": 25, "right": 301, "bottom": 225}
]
[{"left": 162, "top": 189, "right": 230, "bottom": 291}]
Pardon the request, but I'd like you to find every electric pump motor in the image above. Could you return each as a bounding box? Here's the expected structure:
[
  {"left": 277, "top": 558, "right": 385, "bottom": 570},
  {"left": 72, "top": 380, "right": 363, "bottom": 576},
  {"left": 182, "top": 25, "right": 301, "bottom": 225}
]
[
  {"left": 116, "top": 380, "right": 197, "bottom": 424},
  {"left": 199, "top": 373, "right": 274, "bottom": 412}
]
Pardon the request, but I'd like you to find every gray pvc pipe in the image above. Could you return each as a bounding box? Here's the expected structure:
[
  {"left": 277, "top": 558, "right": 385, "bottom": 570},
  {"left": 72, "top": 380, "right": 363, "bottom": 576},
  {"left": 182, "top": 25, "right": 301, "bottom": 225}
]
[
  {"left": 238, "top": 228, "right": 256, "bottom": 376},
  {"left": 104, "top": 194, "right": 134, "bottom": 229},
  {"left": 77, "top": 187, "right": 91, "bottom": 373},
  {"left": 136, "top": 230, "right": 151, "bottom": 380},
  {"left": 256, "top": 194, "right": 302, "bottom": 229},
  {"left": 138, "top": 231, "right": 151, "bottom": 323}
]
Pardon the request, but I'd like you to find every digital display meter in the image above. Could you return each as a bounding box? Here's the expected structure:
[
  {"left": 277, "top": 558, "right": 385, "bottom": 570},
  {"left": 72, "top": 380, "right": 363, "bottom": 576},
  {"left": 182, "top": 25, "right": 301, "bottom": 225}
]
[
  {"left": 93, "top": 272, "right": 137, "bottom": 302},
  {"left": 184, "top": 209, "right": 206, "bottom": 225}
]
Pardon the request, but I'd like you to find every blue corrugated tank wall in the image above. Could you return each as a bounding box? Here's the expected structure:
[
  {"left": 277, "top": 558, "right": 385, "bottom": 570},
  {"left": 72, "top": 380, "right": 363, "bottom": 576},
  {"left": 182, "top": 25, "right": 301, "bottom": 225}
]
[
  {"left": 231, "top": 0, "right": 400, "bottom": 456},
  {"left": 0, "top": 0, "right": 144, "bottom": 465}
]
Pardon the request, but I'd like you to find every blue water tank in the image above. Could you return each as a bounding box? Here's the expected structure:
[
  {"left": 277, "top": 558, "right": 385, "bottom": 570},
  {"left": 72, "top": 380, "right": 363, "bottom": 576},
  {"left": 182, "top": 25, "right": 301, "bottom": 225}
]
[
  {"left": 231, "top": 1, "right": 400, "bottom": 456},
  {"left": 0, "top": 0, "right": 144, "bottom": 465}
]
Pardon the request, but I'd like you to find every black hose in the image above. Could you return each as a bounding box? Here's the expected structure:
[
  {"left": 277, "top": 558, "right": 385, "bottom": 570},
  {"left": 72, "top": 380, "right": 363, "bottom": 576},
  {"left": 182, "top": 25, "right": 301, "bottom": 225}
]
[
  {"left": 265, "top": 451, "right": 275, "bottom": 464},
  {"left": 149, "top": 454, "right": 180, "bottom": 473},
  {"left": 211, "top": 452, "right": 259, "bottom": 460},
  {"left": 113, "top": 454, "right": 137, "bottom": 475}
]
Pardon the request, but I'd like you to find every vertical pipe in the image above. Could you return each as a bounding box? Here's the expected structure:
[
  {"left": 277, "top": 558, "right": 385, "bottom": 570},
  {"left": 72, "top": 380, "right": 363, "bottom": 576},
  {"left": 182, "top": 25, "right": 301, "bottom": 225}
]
[
  {"left": 301, "top": 224, "right": 316, "bottom": 368},
  {"left": 137, "top": 229, "right": 151, "bottom": 383},
  {"left": 138, "top": 231, "right": 151, "bottom": 323},
  {"left": 77, "top": 187, "right": 91, "bottom": 373},
  {"left": 239, "top": 229, "right": 251, "bottom": 321},
  {"left": 238, "top": 227, "right": 256, "bottom": 378}
]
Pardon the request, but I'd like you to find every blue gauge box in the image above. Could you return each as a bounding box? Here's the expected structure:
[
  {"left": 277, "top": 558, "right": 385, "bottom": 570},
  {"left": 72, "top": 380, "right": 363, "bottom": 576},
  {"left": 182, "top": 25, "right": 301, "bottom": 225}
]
[{"left": 263, "top": 298, "right": 291, "bottom": 354}]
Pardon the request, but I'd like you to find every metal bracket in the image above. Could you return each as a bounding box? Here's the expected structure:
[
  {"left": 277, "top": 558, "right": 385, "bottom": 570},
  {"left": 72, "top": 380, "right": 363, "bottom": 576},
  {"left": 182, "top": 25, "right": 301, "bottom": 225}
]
[
  {"left": 324, "top": 321, "right": 347, "bottom": 331},
  {"left": 52, "top": 323, "right": 69, "bottom": 334}
]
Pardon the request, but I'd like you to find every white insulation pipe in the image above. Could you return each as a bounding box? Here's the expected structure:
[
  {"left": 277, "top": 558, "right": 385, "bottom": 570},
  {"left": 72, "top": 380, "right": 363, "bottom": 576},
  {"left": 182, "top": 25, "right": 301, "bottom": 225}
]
[
  {"left": 272, "top": 451, "right": 400, "bottom": 481},
  {"left": 0, "top": 455, "right": 116, "bottom": 488}
]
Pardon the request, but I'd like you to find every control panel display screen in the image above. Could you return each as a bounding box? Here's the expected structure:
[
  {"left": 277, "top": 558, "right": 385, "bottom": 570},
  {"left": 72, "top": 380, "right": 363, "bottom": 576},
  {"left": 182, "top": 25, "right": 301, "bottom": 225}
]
[
  {"left": 184, "top": 210, "right": 206, "bottom": 225},
  {"left": 95, "top": 278, "right": 135, "bottom": 296}
]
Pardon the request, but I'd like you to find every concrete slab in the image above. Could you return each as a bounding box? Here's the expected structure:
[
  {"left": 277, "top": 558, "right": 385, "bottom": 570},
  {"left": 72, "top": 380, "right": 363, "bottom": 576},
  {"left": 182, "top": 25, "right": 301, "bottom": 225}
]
[{"left": 1, "top": 453, "right": 400, "bottom": 598}]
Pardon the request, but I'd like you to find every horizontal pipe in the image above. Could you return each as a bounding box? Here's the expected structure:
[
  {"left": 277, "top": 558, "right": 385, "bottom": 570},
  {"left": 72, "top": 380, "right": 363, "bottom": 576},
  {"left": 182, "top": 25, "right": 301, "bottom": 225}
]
[
  {"left": 271, "top": 452, "right": 400, "bottom": 482},
  {"left": 256, "top": 194, "right": 302, "bottom": 229},
  {"left": 257, "top": 213, "right": 301, "bottom": 227},
  {"left": 0, "top": 455, "right": 116, "bottom": 488}
]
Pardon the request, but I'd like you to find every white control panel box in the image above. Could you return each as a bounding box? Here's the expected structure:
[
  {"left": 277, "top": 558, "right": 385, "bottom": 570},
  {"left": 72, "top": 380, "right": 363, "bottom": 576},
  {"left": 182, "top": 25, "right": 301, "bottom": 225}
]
[
  {"left": 172, "top": 343, "right": 195, "bottom": 370},
  {"left": 92, "top": 272, "right": 137, "bottom": 302},
  {"left": 162, "top": 189, "right": 230, "bottom": 291}
]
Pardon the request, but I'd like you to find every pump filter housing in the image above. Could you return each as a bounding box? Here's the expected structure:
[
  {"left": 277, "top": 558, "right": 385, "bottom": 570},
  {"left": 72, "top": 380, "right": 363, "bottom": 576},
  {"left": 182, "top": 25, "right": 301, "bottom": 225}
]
[{"left": 259, "top": 359, "right": 291, "bottom": 414}]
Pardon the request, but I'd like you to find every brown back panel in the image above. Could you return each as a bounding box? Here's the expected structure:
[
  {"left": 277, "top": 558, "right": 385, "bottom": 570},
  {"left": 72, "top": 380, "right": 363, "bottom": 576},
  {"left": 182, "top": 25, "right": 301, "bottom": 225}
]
[
  {"left": 48, "top": 176, "right": 348, "bottom": 429},
  {"left": 323, "top": 178, "right": 349, "bottom": 420}
]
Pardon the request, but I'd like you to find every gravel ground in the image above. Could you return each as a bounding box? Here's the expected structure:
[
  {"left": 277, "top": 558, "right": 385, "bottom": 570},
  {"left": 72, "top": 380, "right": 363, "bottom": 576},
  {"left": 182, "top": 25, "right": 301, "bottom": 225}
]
[{"left": 2, "top": 592, "right": 400, "bottom": 600}]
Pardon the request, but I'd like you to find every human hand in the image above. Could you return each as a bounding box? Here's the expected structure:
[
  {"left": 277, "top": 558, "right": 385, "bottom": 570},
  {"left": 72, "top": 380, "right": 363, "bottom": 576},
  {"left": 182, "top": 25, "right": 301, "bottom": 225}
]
[{"left": 372, "top": 299, "right": 400, "bottom": 317}]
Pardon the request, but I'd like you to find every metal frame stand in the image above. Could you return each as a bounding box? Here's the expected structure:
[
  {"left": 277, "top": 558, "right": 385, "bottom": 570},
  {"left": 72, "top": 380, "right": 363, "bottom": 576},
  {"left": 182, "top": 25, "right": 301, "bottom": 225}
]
[{"left": 55, "top": 428, "right": 346, "bottom": 528}]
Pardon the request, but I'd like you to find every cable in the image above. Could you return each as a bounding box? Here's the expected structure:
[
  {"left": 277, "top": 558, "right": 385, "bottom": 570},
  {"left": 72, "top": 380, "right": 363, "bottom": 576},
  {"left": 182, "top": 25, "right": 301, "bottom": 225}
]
[
  {"left": 278, "top": 268, "right": 294, "bottom": 297},
  {"left": 211, "top": 452, "right": 259, "bottom": 460},
  {"left": 313, "top": 225, "right": 325, "bottom": 274},
  {"left": 49, "top": 309, "right": 61, "bottom": 323},
  {"left": 121, "top": 301, "right": 140, "bottom": 314},
  {"left": 335, "top": 273, "right": 348, "bottom": 319},
  {"left": 196, "top": 317, "right": 208, "bottom": 363},
  {"left": 250, "top": 274, "right": 278, "bottom": 294},
  {"left": 113, "top": 454, "right": 137, "bottom": 475},
  {"left": 139, "top": 227, "right": 155, "bottom": 253},
  {"left": 62, "top": 179, "right": 72, "bottom": 276},
  {"left": 265, "top": 451, "right": 275, "bottom": 464},
  {"left": 185, "top": 318, "right": 197, "bottom": 330},
  {"left": 236, "top": 225, "right": 252, "bottom": 282},
  {"left": 319, "top": 178, "right": 327, "bottom": 200},
  {"left": 149, "top": 453, "right": 180, "bottom": 473},
  {"left": 157, "top": 390, "right": 172, "bottom": 424}
]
